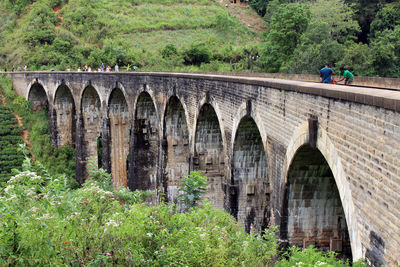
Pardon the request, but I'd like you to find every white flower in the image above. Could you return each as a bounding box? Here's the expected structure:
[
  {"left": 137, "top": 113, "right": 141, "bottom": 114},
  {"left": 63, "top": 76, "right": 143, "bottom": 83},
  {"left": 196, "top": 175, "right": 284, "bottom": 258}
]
[
  {"left": 147, "top": 233, "right": 153, "bottom": 237},
  {"left": 105, "top": 219, "right": 119, "bottom": 227}
]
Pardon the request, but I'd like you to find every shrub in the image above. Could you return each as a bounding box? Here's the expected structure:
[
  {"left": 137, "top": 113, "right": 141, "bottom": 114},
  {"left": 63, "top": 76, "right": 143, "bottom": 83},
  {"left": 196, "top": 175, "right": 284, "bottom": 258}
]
[
  {"left": 178, "top": 171, "right": 207, "bottom": 210},
  {"left": 161, "top": 44, "right": 178, "bottom": 58},
  {"left": 183, "top": 42, "right": 211, "bottom": 66}
]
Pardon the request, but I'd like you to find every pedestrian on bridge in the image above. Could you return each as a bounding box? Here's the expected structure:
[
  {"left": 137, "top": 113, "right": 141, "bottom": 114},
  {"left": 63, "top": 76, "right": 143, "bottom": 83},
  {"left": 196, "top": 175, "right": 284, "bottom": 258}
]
[
  {"left": 320, "top": 63, "right": 335, "bottom": 84},
  {"left": 336, "top": 67, "right": 354, "bottom": 85}
]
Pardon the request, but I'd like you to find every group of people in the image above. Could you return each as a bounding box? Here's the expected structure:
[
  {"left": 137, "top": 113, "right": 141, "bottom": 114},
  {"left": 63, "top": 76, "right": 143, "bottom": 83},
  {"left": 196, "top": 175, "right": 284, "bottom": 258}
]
[
  {"left": 77, "top": 63, "right": 119, "bottom": 72},
  {"left": 320, "top": 63, "right": 354, "bottom": 85},
  {"left": 1, "top": 65, "right": 27, "bottom": 72}
]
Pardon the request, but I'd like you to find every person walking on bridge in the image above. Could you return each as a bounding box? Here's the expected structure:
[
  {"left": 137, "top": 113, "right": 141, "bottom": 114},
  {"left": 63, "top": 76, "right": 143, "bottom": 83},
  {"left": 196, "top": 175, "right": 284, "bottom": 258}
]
[
  {"left": 320, "top": 63, "right": 335, "bottom": 84},
  {"left": 336, "top": 66, "right": 354, "bottom": 85}
]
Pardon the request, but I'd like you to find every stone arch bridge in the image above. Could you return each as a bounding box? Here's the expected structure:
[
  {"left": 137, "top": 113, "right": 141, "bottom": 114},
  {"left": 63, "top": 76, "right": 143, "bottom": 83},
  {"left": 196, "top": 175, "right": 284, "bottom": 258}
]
[{"left": 7, "top": 72, "right": 400, "bottom": 266}]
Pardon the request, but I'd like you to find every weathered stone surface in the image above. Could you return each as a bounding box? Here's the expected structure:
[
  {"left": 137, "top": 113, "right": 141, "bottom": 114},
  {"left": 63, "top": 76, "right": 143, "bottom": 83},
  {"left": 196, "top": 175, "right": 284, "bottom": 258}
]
[
  {"left": 12, "top": 72, "right": 400, "bottom": 266},
  {"left": 109, "top": 88, "right": 129, "bottom": 190},
  {"left": 54, "top": 85, "right": 76, "bottom": 147},
  {"left": 163, "top": 96, "right": 189, "bottom": 204}
]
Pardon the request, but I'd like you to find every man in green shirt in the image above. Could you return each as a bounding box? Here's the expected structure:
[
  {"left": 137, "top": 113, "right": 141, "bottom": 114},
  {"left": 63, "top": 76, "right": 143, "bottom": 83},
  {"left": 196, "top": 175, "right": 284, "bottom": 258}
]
[{"left": 337, "top": 66, "right": 354, "bottom": 85}]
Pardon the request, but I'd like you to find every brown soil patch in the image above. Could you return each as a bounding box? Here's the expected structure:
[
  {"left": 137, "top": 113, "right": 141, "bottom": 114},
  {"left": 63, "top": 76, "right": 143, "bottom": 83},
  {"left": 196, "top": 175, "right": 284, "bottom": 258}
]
[
  {"left": 54, "top": 6, "right": 63, "bottom": 29},
  {"left": 217, "top": 0, "right": 267, "bottom": 34},
  {"left": 14, "top": 113, "right": 34, "bottom": 159}
]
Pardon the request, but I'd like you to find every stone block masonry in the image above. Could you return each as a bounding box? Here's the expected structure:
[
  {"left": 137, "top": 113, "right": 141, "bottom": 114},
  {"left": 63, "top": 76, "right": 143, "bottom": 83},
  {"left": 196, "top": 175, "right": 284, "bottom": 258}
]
[{"left": 9, "top": 72, "right": 400, "bottom": 266}]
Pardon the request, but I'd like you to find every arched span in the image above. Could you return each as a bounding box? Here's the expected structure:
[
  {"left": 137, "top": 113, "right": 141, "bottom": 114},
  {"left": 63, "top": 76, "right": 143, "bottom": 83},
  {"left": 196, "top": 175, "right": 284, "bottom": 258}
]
[
  {"left": 108, "top": 88, "right": 129, "bottom": 190},
  {"left": 80, "top": 86, "right": 102, "bottom": 172},
  {"left": 160, "top": 94, "right": 191, "bottom": 140},
  {"left": 54, "top": 84, "right": 76, "bottom": 146},
  {"left": 282, "top": 121, "right": 362, "bottom": 261},
  {"left": 129, "top": 91, "right": 159, "bottom": 191},
  {"left": 232, "top": 115, "right": 270, "bottom": 233},
  {"left": 162, "top": 96, "right": 190, "bottom": 205},
  {"left": 106, "top": 83, "right": 130, "bottom": 115},
  {"left": 194, "top": 103, "right": 225, "bottom": 210},
  {"left": 27, "top": 82, "right": 48, "bottom": 111},
  {"left": 191, "top": 96, "right": 227, "bottom": 159},
  {"left": 230, "top": 101, "right": 267, "bottom": 153}
]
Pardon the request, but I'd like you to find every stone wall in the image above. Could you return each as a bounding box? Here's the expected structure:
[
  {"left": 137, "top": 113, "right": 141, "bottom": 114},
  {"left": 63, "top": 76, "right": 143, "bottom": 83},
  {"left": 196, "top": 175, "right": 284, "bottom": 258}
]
[
  {"left": 11, "top": 72, "right": 400, "bottom": 266},
  {"left": 109, "top": 88, "right": 129, "bottom": 190}
]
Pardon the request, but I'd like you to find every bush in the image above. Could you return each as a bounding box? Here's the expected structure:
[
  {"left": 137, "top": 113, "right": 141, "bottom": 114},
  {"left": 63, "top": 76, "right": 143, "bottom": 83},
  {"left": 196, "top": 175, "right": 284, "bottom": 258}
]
[
  {"left": 0, "top": 164, "right": 279, "bottom": 266},
  {"left": 161, "top": 44, "right": 178, "bottom": 59},
  {"left": 183, "top": 42, "right": 211, "bottom": 66}
]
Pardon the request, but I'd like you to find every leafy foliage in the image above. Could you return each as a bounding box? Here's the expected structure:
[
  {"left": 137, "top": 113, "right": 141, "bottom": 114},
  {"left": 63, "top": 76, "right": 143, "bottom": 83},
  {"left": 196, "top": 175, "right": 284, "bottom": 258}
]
[
  {"left": 0, "top": 161, "right": 279, "bottom": 266},
  {"left": 0, "top": 76, "right": 77, "bottom": 187},
  {"left": 178, "top": 171, "right": 207, "bottom": 210},
  {"left": 0, "top": 106, "right": 24, "bottom": 185}
]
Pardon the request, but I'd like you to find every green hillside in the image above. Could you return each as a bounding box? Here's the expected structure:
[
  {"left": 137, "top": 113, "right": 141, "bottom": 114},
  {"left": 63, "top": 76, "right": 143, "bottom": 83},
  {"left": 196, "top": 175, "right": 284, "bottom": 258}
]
[
  {"left": 0, "top": 0, "right": 399, "bottom": 77},
  {"left": 0, "top": 0, "right": 257, "bottom": 72}
]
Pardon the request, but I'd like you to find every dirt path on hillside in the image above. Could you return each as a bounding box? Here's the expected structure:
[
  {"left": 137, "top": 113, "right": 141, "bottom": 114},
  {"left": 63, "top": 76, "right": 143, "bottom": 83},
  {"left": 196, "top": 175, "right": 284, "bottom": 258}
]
[
  {"left": 54, "top": 6, "right": 63, "bottom": 29},
  {"left": 217, "top": 0, "right": 267, "bottom": 34},
  {"left": 14, "top": 113, "right": 34, "bottom": 159},
  {"left": 0, "top": 92, "right": 34, "bottom": 159}
]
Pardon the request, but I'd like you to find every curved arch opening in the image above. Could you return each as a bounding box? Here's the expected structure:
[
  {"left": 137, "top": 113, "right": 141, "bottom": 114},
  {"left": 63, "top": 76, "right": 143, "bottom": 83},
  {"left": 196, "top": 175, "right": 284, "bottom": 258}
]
[
  {"left": 232, "top": 116, "right": 269, "bottom": 233},
  {"left": 81, "top": 86, "right": 102, "bottom": 172},
  {"left": 28, "top": 83, "right": 48, "bottom": 111},
  {"left": 282, "top": 145, "right": 352, "bottom": 260},
  {"left": 194, "top": 103, "right": 225, "bottom": 209},
  {"left": 108, "top": 88, "right": 129, "bottom": 190},
  {"left": 163, "top": 96, "right": 189, "bottom": 204},
  {"left": 54, "top": 85, "right": 76, "bottom": 147},
  {"left": 129, "top": 92, "right": 159, "bottom": 191}
]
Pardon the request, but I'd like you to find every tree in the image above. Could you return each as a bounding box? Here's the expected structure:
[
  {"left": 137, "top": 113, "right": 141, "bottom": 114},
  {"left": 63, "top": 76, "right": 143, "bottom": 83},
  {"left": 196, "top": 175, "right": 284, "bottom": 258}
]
[
  {"left": 178, "top": 171, "right": 207, "bottom": 210},
  {"left": 310, "top": 0, "right": 360, "bottom": 43},
  {"left": 260, "top": 3, "right": 310, "bottom": 72},
  {"left": 369, "top": 1, "right": 400, "bottom": 39},
  {"left": 369, "top": 25, "right": 400, "bottom": 78},
  {"left": 280, "top": 20, "right": 343, "bottom": 74}
]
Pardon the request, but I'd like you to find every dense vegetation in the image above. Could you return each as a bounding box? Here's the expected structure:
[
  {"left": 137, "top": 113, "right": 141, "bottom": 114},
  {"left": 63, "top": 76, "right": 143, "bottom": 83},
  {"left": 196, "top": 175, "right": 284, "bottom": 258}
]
[
  {"left": 0, "top": 106, "right": 24, "bottom": 185},
  {"left": 250, "top": 0, "right": 400, "bottom": 77},
  {"left": 0, "top": 0, "right": 399, "bottom": 77},
  {"left": 0, "top": 76, "right": 77, "bottom": 187},
  {"left": 0, "top": 0, "right": 256, "bottom": 72},
  {"left": 0, "top": 149, "right": 368, "bottom": 266}
]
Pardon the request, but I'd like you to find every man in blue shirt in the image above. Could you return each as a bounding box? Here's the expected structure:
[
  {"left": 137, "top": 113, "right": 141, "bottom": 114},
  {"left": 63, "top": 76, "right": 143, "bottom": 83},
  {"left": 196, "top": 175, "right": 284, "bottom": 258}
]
[{"left": 320, "top": 63, "right": 335, "bottom": 83}]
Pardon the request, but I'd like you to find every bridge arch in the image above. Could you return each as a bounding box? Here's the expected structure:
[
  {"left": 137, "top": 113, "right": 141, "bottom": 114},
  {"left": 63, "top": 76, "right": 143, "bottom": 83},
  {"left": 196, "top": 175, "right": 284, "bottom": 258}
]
[
  {"left": 54, "top": 84, "right": 76, "bottom": 147},
  {"left": 108, "top": 88, "right": 130, "bottom": 190},
  {"left": 128, "top": 91, "right": 160, "bottom": 191},
  {"left": 282, "top": 121, "right": 362, "bottom": 261},
  {"left": 231, "top": 115, "right": 270, "bottom": 233},
  {"left": 193, "top": 100, "right": 226, "bottom": 210},
  {"left": 27, "top": 80, "right": 49, "bottom": 111},
  {"left": 162, "top": 95, "right": 190, "bottom": 204}
]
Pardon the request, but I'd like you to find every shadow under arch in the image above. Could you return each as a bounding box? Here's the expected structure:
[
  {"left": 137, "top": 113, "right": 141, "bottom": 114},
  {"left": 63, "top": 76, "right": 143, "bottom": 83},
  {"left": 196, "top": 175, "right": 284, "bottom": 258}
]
[
  {"left": 231, "top": 115, "right": 270, "bottom": 233},
  {"left": 281, "top": 122, "right": 362, "bottom": 261},
  {"left": 193, "top": 103, "right": 225, "bottom": 210},
  {"left": 162, "top": 95, "right": 190, "bottom": 204},
  {"left": 128, "top": 91, "right": 159, "bottom": 191},
  {"left": 54, "top": 84, "right": 76, "bottom": 147},
  {"left": 27, "top": 82, "right": 49, "bottom": 111},
  {"left": 108, "top": 88, "right": 130, "bottom": 190}
]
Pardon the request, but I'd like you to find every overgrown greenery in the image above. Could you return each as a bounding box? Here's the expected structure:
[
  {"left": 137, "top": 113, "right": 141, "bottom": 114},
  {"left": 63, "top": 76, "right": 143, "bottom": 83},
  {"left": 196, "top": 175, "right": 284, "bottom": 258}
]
[
  {"left": 0, "top": 75, "right": 76, "bottom": 187},
  {"left": 0, "top": 106, "right": 24, "bottom": 185},
  {"left": 178, "top": 171, "right": 207, "bottom": 210},
  {"left": 0, "top": 151, "right": 366, "bottom": 266},
  {"left": 0, "top": 0, "right": 256, "bottom": 72},
  {"left": 1, "top": 0, "right": 398, "bottom": 76},
  {"left": 252, "top": 0, "right": 400, "bottom": 77}
]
